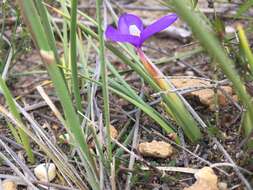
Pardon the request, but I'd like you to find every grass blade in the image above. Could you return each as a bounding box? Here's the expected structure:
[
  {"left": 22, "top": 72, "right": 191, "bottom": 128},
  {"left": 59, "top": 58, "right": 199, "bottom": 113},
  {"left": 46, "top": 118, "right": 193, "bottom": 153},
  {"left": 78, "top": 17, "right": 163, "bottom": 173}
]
[
  {"left": 70, "top": 0, "right": 82, "bottom": 112},
  {"left": 17, "top": 1, "right": 99, "bottom": 188},
  {"left": 169, "top": 0, "right": 253, "bottom": 137},
  {"left": 0, "top": 77, "right": 35, "bottom": 163},
  {"left": 96, "top": 0, "right": 112, "bottom": 159},
  {"left": 237, "top": 24, "right": 253, "bottom": 74}
]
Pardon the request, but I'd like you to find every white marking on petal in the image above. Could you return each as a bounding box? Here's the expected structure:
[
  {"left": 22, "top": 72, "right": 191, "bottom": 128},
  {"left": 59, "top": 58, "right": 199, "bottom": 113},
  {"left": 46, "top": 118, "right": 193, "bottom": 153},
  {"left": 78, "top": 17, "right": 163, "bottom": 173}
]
[{"left": 129, "top": 25, "right": 141, "bottom": 37}]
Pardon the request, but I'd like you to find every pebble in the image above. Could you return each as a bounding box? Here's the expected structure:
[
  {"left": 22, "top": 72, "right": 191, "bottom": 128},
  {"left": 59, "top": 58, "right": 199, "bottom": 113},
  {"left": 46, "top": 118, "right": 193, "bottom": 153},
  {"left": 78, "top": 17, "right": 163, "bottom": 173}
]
[
  {"left": 110, "top": 125, "right": 118, "bottom": 139},
  {"left": 184, "top": 167, "right": 219, "bottom": 190},
  {"left": 34, "top": 163, "right": 56, "bottom": 182},
  {"left": 2, "top": 179, "right": 17, "bottom": 190},
  {"left": 218, "top": 182, "right": 228, "bottom": 190},
  {"left": 138, "top": 140, "right": 173, "bottom": 158}
]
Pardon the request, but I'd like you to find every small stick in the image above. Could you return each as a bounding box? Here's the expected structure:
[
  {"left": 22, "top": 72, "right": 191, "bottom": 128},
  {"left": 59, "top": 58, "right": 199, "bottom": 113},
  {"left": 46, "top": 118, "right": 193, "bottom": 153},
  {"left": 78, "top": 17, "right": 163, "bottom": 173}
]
[
  {"left": 1, "top": 34, "right": 13, "bottom": 80},
  {"left": 0, "top": 174, "right": 79, "bottom": 190},
  {"left": 178, "top": 128, "right": 189, "bottom": 167},
  {"left": 141, "top": 166, "right": 199, "bottom": 174},
  {"left": 125, "top": 93, "right": 142, "bottom": 190},
  {"left": 142, "top": 126, "right": 229, "bottom": 176},
  {"left": 112, "top": 139, "right": 162, "bottom": 175},
  {"left": 36, "top": 85, "right": 66, "bottom": 125},
  {"left": 213, "top": 137, "right": 252, "bottom": 190}
]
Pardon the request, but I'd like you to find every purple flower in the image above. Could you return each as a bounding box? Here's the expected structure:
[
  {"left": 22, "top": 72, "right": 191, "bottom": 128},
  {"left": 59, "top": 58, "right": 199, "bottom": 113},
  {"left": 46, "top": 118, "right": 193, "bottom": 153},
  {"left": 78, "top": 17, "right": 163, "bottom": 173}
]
[{"left": 105, "top": 13, "right": 178, "bottom": 48}]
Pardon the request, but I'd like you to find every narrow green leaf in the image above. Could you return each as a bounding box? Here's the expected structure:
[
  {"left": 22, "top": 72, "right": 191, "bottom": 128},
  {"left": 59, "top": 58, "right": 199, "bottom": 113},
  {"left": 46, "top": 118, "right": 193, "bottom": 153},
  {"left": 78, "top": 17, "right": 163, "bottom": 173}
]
[
  {"left": 70, "top": 0, "right": 82, "bottom": 113},
  {"left": 0, "top": 77, "right": 35, "bottom": 163},
  {"left": 237, "top": 24, "right": 253, "bottom": 74},
  {"left": 235, "top": 0, "right": 253, "bottom": 18},
  {"left": 17, "top": 1, "right": 99, "bottom": 188},
  {"left": 45, "top": 2, "right": 202, "bottom": 142},
  {"left": 96, "top": 0, "right": 112, "bottom": 159},
  {"left": 170, "top": 0, "right": 253, "bottom": 138}
]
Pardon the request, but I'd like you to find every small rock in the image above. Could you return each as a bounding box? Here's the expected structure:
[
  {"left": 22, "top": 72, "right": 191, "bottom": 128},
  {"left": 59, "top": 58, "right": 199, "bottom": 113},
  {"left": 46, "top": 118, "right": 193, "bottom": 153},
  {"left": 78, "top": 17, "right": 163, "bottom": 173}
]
[
  {"left": 138, "top": 140, "right": 173, "bottom": 158},
  {"left": 184, "top": 167, "right": 219, "bottom": 190},
  {"left": 171, "top": 78, "right": 233, "bottom": 110},
  {"left": 34, "top": 163, "right": 56, "bottom": 182},
  {"left": 164, "top": 26, "right": 192, "bottom": 42},
  {"left": 194, "top": 167, "right": 218, "bottom": 184},
  {"left": 218, "top": 182, "right": 228, "bottom": 190},
  {"left": 2, "top": 180, "right": 17, "bottom": 190},
  {"left": 110, "top": 125, "right": 118, "bottom": 139},
  {"left": 185, "top": 71, "right": 195, "bottom": 76}
]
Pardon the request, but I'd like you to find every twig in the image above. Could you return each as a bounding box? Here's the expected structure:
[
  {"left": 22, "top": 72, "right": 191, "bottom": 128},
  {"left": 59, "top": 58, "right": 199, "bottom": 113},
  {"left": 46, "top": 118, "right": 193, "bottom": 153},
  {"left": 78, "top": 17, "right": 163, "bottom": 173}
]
[
  {"left": 210, "top": 163, "right": 253, "bottom": 175},
  {"left": 1, "top": 34, "right": 13, "bottom": 80},
  {"left": 0, "top": 174, "right": 79, "bottom": 190},
  {"left": 36, "top": 85, "right": 66, "bottom": 125},
  {"left": 24, "top": 101, "right": 54, "bottom": 112},
  {"left": 142, "top": 126, "right": 229, "bottom": 176},
  {"left": 124, "top": 89, "right": 142, "bottom": 190},
  {"left": 141, "top": 166, "right": 199, "bottom": 174},
  {"left": 0, "top": 141, "right": 38, "bottom": 190},
  {"left": 0, "top": 139, "right": 36, "bottom": 180},
  {"left": 0, "top": 104, "right": 88, "bottom": 189},
  {"left": 178, "top": 128, "right": 189, "bottom": 167},
  {"left": 111, "top": 157, "right": 116, "bottom": 190},
  {"left": 0, "top": 135, "right": 44, "bottom": 157},
  {"left": 213, "top": 137, "right": 252, "bottom": 190},
  {"left": 112, "top": 139, "right": 162, "bottom": 175}
]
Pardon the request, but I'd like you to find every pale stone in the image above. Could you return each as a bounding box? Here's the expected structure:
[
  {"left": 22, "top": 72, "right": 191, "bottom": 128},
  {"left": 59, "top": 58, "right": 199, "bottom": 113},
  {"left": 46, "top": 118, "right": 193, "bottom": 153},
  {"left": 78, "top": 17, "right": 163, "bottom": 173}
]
[
  {"left": 2, "top": 180, "right": 17, "bottom": 190},
  {"left": 184, "top": 167, "right": 219, "bottom": 190},
  {"left": 171, "top": 78, "right": 233, "bottom": 110},
  {"left": 138, "top": 140, "right": 173, "bottom": 158},
  {"left": 110, "top": 125, "right": 118, "bottom": 139},
  {"left": 218, "top": 182, "right": 228, "bottom": 190},
  {"left": 34, "top": 163, "right": 56, "bottom": 182}
]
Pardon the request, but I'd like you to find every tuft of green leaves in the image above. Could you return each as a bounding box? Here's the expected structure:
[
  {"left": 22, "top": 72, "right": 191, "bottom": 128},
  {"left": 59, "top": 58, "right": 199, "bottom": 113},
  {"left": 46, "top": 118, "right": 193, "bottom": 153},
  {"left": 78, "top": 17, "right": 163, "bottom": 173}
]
[
  {"left": 168, "top": 0, "right": 253, "bottom": 140},
  {"left": 235, "top": 0, "right": 253, "bottom": 18},
  {"left": 0, "top": 78, "right": 35, "bottom": 163},
  {"left": 17, "top": 1, "right": 99, "bottom": 189}
]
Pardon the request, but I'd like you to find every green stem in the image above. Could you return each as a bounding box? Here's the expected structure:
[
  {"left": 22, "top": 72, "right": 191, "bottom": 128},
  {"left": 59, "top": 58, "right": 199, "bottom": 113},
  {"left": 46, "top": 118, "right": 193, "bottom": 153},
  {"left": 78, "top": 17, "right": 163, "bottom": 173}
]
[
  {"left": 96, "top": 0, "right": 112, "bottom": 159},
  {"left": 17, "top": 1, "right": 99, "bottom": 188},
  {"left": 0, "top": 78, "right": 35, "bottom": 163},
  {"left": 171, "top": 0, "right": 253, "bottom": 136},
  {"left": 70, "top": 0, "right": 82, "bottom": 113},
  {"left": 136, "top": 48, "right": 202, "bottom": 142},
  {"left": 46, "top": 4, "right": 202, "bottom": 142}
]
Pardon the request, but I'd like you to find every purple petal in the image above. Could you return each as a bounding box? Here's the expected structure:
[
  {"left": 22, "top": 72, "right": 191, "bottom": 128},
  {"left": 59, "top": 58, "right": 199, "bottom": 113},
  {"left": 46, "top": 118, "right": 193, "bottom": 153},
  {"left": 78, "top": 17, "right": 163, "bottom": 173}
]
[
  {"left": 105, "top": 26, "right": 141, "bottom": 47},
  {"left": 118, "top": 13, "right": 144, "bottom": 35},
  {"left": 140, "top": 13, "right": 178, "bottom": 44}
]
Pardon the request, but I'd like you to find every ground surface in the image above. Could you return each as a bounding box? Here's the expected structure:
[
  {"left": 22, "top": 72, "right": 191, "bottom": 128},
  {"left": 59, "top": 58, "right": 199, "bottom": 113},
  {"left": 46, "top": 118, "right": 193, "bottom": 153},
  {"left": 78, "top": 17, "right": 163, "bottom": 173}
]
[{"left": 0, "top": 0, "right": 253, "bottom": 190}]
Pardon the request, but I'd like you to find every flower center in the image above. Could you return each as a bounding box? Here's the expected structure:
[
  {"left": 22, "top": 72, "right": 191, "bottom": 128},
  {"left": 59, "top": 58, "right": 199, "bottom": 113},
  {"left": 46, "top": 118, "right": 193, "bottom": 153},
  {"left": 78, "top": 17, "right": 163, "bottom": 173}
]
[{"left": 129, "top": 25, "right": 141, "bottom": 37}]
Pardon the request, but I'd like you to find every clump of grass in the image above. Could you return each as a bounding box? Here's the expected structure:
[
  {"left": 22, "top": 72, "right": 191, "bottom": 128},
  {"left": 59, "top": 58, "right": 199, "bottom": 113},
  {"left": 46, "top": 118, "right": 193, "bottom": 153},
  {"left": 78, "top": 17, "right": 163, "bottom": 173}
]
[
  {"left": 0, "top": 78, "right": 35, "bottom": 163},
  {"left": 17, "top": 1, "right": 99, "bottom": 188},
  {"left": 168, "top": 0, "right": 253, "bottom": 141}
]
